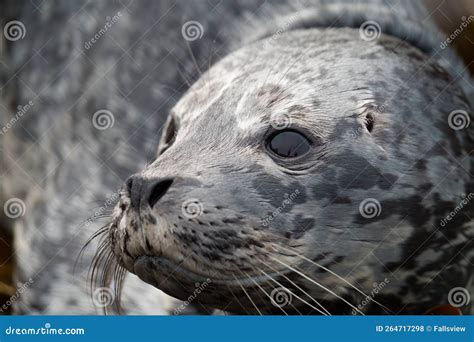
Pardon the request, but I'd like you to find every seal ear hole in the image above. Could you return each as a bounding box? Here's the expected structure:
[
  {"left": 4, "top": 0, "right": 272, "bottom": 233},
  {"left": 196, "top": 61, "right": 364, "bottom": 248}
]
[{"left": 365, "top": 113, "right": 375, "bottom": 133}]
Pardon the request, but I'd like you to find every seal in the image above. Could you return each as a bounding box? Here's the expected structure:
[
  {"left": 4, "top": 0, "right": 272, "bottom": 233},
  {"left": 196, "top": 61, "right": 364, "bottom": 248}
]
[
  {"left": 94, "top": 2, "right": 474, "bottom": 314},
  {"left": 1, "top": 0, "right": 472, "bottom": 315}
]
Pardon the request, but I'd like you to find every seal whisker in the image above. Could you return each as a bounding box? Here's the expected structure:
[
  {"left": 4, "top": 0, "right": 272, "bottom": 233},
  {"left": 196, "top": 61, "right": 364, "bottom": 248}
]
[
  {"left": 76, "top": 214, "right": 112, "bottom": 231},
  {"left": 249, "top": 265, "right": 303, "bottom": 315},
  {"left": 185, "top": 40, "right": 204, "bottom": 79},
  {"left": 75, "top": 223, "right": 110, "bottom": 273},
  {"left": 232, "top": 274, "right": 262, "bottom": 316},
  {"left": 176, "top": 65, "right": 194, "bottom": 88},
  {"left": 257, "top": 258, "right": 330, "bottom": 316},
  {"left": 256, "top": 266, "right": 325, "bottom": 316},
  {"left": 278, "top": 245, "right": 392, "bottom": 314},
  {"left": 112, "top": 262, "right": 127, "bottom": 314},
  {"left": 169, "top": 274, "right": 215, "bottom": 315},
  {"left": 83, "top": 222, "right": 126, "bottom": 314},
  {"left": 97, "top": 250, "right": 125, "bottom": 314},
  {"left": 226, "top": 285, "right": 252, "bottom": 315},
  {"left": 269, "top": 255, "right": 365, "bottom": 315},
  {"left": 240, "top": 271, "right": 289, "bottom": 316}
]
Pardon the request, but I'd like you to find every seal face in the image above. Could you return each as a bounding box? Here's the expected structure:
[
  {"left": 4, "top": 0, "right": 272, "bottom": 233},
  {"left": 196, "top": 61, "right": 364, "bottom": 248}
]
[{"left": 97, "top": 29, "right": 473, "bottom": 314}]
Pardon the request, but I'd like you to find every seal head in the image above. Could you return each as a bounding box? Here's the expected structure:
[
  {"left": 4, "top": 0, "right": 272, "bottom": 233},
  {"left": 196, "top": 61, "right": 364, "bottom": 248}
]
[{"left": 102, "top": 29, "right": 473, "bottom": 314}]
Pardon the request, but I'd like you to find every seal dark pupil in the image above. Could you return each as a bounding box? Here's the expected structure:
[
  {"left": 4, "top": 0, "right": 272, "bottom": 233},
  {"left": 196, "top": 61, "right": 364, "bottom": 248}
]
[{"left": 267, "top": 130, "right": 311, "bottom": 158}]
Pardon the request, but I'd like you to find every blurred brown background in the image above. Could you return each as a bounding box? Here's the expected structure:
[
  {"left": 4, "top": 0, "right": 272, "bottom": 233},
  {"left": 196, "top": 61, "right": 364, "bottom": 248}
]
[{"left": 425, "top": 0, "right": 474, "bottom": 74}]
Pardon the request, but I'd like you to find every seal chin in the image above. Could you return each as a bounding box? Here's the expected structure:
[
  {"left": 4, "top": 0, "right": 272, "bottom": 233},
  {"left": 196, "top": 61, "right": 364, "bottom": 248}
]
[
  {"left": 133, "top": 255, "right": 234, "bottom": 309},
  {"left": 133, "top": 255, "right": 291, "bottom": 312},
  {"left": 133, "top": 255, "right": 212, "bottom": 298}
]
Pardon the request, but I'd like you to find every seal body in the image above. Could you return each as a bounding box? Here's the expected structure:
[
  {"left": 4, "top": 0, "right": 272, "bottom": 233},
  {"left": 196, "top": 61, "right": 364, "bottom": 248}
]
[{"left": 1, "top": 0, "right": 472, "bottom": 314}]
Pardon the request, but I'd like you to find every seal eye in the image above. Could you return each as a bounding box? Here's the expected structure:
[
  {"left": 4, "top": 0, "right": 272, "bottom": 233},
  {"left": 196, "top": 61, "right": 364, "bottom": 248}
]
[{"left": 267, "top": 130, "right": 311, "bottom": 158}]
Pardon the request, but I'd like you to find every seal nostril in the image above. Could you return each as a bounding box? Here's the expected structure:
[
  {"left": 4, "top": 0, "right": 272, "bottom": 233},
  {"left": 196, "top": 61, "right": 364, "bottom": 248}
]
[
  {"left": 147, "top": 178, "right": 174, "bottom": 208},
  {"left": 126, "top": 177, "right": 134, "bottom": 194},
  {"left": 365, "top": 113, "right": 375, "bottom": 133},
  {"left": 125, "top": 174, "right": 144, "bottom": 209}
]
